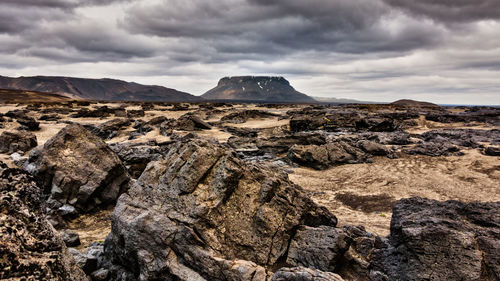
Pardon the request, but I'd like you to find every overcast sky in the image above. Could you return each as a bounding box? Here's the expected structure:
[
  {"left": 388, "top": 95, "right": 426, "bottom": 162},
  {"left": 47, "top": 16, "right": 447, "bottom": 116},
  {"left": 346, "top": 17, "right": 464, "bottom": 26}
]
[{"left": 1, "top": 0, "right": 499, "bottom": 104}]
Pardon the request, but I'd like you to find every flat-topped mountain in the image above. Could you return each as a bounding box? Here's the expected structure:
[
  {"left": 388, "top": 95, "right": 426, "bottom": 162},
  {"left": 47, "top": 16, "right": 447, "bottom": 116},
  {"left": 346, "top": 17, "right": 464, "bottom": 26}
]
[
  {"left": 202, "top": 76, "right": 316, "bottom": 103},
  {"left": 0, "top": 75, "right": 200, "bottom": 102}
]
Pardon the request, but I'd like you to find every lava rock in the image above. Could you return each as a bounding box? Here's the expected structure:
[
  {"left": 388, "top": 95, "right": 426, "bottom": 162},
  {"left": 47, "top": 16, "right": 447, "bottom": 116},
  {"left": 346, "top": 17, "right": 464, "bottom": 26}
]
[
  {"left": 104, "top": 139, "right": 337, "bottom": 280},
  {"left": 61, "top": 229, "right": 81, "bottom": 247},
  {"left": 356, "top": 140, "right": 391, "bottom": 156},
  {"left": 109, "top": 141, "right": 166, "bottom": 178},
  {"left": 405, "top": 141, "right": 461, "bottom": 156},
  {"left": 288, "top": 141, "right": 370, "bottom": 170},
  {"left": 23, "top": 124, "right": 129, "bottom": 214},
  {"left": 287, "top": 226, "right": 352, "bottom": 272},
  {"left": 0, "top": 130, "right": 37, "bottom": 154},
  {"left": 0, "top": 162, "right": 88, "bottom": 280},
  {"left": 484, "top": 146, "right": 500, "bottom": 156},
  {"left": 17, "top": 115, "right": 40, "bottom": 131},
  {"left": 90, "top": 118, "right": 131, "bottom": 140},
  {"left": 378, "top": 197, "right": 500, "bottom": 281}
]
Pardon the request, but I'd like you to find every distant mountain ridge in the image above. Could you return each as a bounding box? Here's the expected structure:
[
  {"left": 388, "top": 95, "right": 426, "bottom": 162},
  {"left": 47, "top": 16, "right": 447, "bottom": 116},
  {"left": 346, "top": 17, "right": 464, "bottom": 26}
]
[
  {"left": 202, "top": 76, "right": 316, "bottom": 103},
  {"left": 0, "top": 75, "right": 200, "bottom": 102},
  {"left": 0, "top": 88, "right": 72, "bottom": 103},
  {"left": 391, "top": 99, "right": 441, "bottom": 108}
]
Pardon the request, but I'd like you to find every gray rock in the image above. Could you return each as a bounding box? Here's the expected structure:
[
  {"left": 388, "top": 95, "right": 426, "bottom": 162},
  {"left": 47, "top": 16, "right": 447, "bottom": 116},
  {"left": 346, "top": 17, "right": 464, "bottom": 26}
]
[
  {"left": 23, "top": 124, "right": 129, "bottom": 214},
  {"left": 356, "top": 140, "right": 391, "bottom": 156},
  {"left": 338, "top": 198, "right": 500, "bottom": 281},
  {"left": 288, "top": 141, "right": 370, "bottom": 170},
  {"left": 380, "top": 197, "right": 500, "bottom": 281},
  {"left": 287, "top": 226, "right": 351, "bottom": 272},
  {"left": 104, "top": 139, "right": 337, "bottom": 280},
  {"left": 109, "top": 141, "right": 166, "bottom": 178},
  {"left": 90, "top": 118, "right": 131, "bottom": 140},
  {"left": 61, "top": 229, "right": 81, "bottom": 247}
]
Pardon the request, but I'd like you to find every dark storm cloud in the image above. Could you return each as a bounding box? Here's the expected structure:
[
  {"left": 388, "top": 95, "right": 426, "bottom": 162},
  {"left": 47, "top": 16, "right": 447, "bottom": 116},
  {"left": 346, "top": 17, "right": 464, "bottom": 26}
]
[
  {"left": 0, "top": 0, "right": 131, "bottom": 9},
  {"left": 384, "top": 0, "right": 500, "bottom": 23},
  {"left": 0, "top": 4, "right": 70, "bottom": 33},
  {"left": 0, "top": 0, "right": 154, "bottom": 61},
  {"left": 0, "top": 0, "right": 499, "bottom": 104},
  {"left": 122, "top": 0, "right": 442, "bottom": 56}
]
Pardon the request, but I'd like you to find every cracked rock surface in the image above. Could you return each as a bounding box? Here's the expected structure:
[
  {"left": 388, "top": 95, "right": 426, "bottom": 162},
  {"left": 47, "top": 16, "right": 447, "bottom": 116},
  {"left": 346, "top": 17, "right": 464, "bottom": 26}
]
[{"left": 104, "top": 139, "right": 337, "bottom": 280}]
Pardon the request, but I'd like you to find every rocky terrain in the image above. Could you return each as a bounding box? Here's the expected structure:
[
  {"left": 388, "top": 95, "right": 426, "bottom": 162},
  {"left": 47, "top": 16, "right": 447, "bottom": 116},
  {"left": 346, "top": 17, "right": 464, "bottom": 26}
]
[
  {"left": 0, "top": 100, "right": 499, "bottom": 280},
  {"left": 202, "top": 76, "right": 316, "bottom": 103}
]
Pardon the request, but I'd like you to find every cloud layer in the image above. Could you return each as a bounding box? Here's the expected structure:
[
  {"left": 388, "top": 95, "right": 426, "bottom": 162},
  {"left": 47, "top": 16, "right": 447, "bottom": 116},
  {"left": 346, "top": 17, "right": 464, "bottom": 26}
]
[{"left": 0, "top": 0, "right": 499, "bottom": 104}]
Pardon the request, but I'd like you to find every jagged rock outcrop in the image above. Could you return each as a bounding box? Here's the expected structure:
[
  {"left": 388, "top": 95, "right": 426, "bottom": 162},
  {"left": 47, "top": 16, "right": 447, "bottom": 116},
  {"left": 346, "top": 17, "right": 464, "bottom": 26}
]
[
  {"left": 378, "top": 197, "right": 500, "bottom": 281},
  {"left": 202, "top": 76, "right": 316, "bottom": 103},
  {"left": 109, "top": 141, "right": 169, "bottom": 178},
  {"left": 0, "top": 162, "right": 88, "bottom": 280},
  {"left": 104, "top": 139, "right": 337, "bottom": 280},
  {"left": 159, "top": 114, "right": 212, "bottom": 133},
  {"left": 286, "top": 226, "right": 351, "bottom": 272},
  {"left": 287, "top": 141, "right": 370, "bottom": 170},
  {"left": 0, "top": 130, "right": 37, "bottom": 154},
  {"left": 338, "top": 198, "right": 500, "bottom": 281},
  {"left": 22, "top": 124, "right": 129, "bottom": 215}
]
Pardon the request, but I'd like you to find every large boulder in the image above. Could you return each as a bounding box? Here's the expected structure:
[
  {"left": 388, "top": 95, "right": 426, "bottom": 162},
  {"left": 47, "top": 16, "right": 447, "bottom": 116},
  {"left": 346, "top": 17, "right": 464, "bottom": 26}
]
[
  {"left": 286, "top": 226, "right": 351, "bottom": 272},
  {"left": 160, "top": 114, "right": 212, "bottom": 133},
  {"left": 0, "top": 130, "right": 37, "bottom": 154},
  {"left": 104, "top": 139, "right": 337, "bottom": 280},
  {"left": 0, "top": 162, "right": 88, "bottom": 280},
  {"left": 23, "top": 124, "right": 129, "bottom": 214},
  {"left": 378, "top": 197, "right": 500, "bottom": 281},
  {"left": 338, "top": 198, "right": 500, "bottom": 281}
]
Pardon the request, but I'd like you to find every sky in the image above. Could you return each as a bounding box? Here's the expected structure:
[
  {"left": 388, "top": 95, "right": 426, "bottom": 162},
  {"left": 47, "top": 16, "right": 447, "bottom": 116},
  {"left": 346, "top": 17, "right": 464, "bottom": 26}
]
[{"left": 0, "top": 0, "right": 499, "bottom": 104}]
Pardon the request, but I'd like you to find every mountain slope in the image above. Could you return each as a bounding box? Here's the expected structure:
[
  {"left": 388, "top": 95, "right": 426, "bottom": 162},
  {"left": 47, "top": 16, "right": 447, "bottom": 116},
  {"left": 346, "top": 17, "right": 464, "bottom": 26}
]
[
  {"left": 202, "top": 76, "right": 315, "bottom": 103},
  {"left": 0, "top": 75, "right": 200, "bottom": 102},
  {"left": 0, "top": 88, "right": 73, "bottom": 103}
]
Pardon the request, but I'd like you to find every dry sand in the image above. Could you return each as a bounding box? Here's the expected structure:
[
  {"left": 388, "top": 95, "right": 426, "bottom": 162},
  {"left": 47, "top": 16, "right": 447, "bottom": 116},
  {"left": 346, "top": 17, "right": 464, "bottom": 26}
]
[{"left": 289, "top": 149, "right": 500, "bottom": 236}]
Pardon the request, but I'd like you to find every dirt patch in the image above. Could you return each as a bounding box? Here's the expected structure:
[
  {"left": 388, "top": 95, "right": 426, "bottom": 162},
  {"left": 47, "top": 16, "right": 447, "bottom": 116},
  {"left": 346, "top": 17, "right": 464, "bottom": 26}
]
[
  {"left": 335, "top": 192, "right": 396, "bottom": 213},
  {"left": 289, "top": 149, "right": 500, "bottom": 236},
  {"left": 66, "top": 208, "right": 112, "bottom": 249}
]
